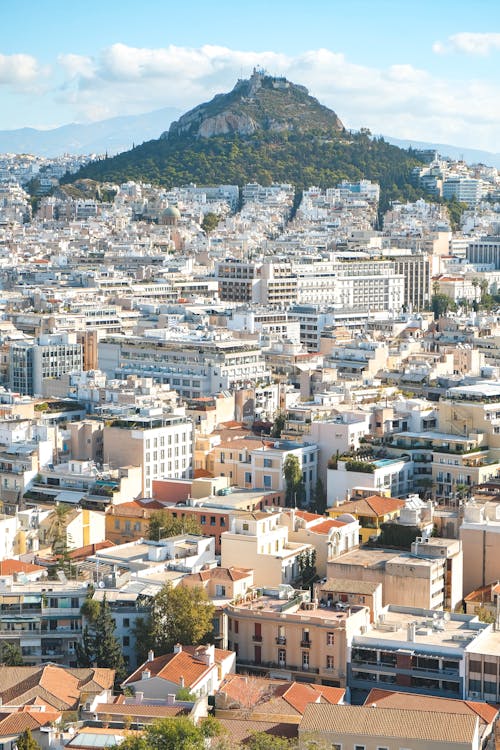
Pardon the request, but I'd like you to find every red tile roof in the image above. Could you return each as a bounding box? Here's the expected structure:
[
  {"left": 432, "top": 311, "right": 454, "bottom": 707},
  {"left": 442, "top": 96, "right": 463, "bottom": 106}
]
[
  {"left": 365, "top": 689, "right": 498, "bottom": 726},
  {"left": 0, "top": 559, "right": 45, "bottom": 576}
]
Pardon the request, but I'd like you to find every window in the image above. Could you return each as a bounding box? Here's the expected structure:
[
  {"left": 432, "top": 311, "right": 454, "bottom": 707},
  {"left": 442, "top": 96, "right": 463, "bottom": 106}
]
[
  {"left": 220, "top": 518, "right": 226, "bottom": 527},
  {"left": 263, "top": 458, "right": 272, "bottom": 468},
  {"left": 245, "top": 471, "right": 252, "bottom": 484},
  {"left": 242, "top": 523, "right": 249, "bottom": 531},
  {"left": 200, "top": 515, "right": 206, "bottom": 524},
  {"left": 302, "top": 651, "right": 309, "bottom": 669},
  {"left": 124, "top": 619, "right": 130, "bottom": 628},
  {"left": 114, "top": 519, "right": 120, "bottom": 529},
  {"left": 210, "top": 516, "right": 216, "bottom": 526},
  {"left": 215, "top": 585, "right": 226, "bottom": 596},
  {"left": 327, "top": 632, "right": 335, "bottom": 645},
  {"left": 354, "top": 746, "right": 365, "bottom": 750},
  {"left": 123, "top": 636, "right": 130, "bottom": 647},
  {"left": 220, "top": 452, "right": 225, "bottom": 464},
  {"left": 234, "top": 620, "right": 239, "bottom": 634},
  {"left": 326, "top": 655, "right": 335, "bottom": 669},
  {"left": 263, "top": 475, "right": 272, "bottom": 488}
]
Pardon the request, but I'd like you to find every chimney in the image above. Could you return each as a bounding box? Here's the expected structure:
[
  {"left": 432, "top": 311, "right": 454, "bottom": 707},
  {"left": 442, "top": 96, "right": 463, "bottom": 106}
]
[
  {"left": 166, "top": 694, "right": 176, "bottom": 706},
  {"left": 135, "top": 692, "right": 144, "bottom": 704},
  {"left": 179, "top": 676, "right": 185, "bottom": 688},
  {"left": 407, "top": 622, "right": 416, "bottom": 642},
  {"left": 173, "top": 643, "right": 182, "bottom": 654},
  {"left": 141, "top": 669, "right": 151, "bottom": 680},
  {"left": 202, "top": 644, "right": 215, "bottom": 666},
  {"left": 147, "top": 649, "right": 154, "bottom": 662}
]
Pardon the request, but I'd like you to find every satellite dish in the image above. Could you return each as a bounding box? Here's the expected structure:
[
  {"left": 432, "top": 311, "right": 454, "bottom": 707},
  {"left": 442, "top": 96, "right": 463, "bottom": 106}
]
[{"left": 98, "top": 581, "right": 105, "bottom": 589}]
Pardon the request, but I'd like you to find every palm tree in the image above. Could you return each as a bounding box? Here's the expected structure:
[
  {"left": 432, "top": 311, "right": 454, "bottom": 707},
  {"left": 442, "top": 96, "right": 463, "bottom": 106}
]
[{"left": 47, "top": 503, "right": 72, "bottom": 555}]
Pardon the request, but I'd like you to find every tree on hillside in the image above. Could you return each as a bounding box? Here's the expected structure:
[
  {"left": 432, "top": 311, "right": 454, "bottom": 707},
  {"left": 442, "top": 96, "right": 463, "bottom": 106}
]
[
  {"left": 149, "top": 583, "right": 214, "bottom": 655},
  {"left": 147, "top": 511, "right": 201, "bottom": 541},
  {"left": 431, "top": 293, "right": 456, "bottom": 320},
  {"left": 47, "top": 503, "right": 73, "bottom": 555},
  {"left": 270, "top": 411, "right": 286, "bottom": 439},
  {"left": 76, "top": 595, "right": 125, "bottom": 684},
  {"left": 283, "top": 455, "right": 305, "bottom": 507}
]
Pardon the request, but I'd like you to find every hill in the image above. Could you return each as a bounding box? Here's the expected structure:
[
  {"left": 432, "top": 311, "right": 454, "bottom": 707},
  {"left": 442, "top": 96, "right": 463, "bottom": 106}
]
[{"left": 68, "top": 71, "right": 427, "bottom": 209}]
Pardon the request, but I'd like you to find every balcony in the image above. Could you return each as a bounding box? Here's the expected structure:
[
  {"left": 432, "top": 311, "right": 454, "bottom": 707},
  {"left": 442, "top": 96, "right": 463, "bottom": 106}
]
[
  {"left": 252, "top": 634, "right": 263, "bottom": 642},
  {"left": 275, "top": 636, "right": 287, "bottom": 645},
  {"left": 300, "top": 639, "right": 312, "bottom": 648}
]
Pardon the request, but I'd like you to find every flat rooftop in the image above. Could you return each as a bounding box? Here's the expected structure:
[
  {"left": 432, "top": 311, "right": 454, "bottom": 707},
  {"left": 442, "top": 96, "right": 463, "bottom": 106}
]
[
  {"left": 330, "top": 548, "right": 441, "bottom": 570},
  {"left": 354, "top": 606, "right": 488, "bottom": 652}
]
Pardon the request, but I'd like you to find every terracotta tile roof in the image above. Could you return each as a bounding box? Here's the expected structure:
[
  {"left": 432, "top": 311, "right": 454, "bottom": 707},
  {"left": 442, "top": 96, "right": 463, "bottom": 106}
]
[
  {"left": 299, "top": 704, "right": 478, "bottom": 743},
  {"left": 0, "top": 559, "right": 45, "bottom": 576},
  {"left": 217, "top": 717, "right": 298, "bottom": 745},
  {"left": 333, "top": 495, "right": 405, "bottom": 518},
  {"left": 309, "top": 519, "right": 347, "bottom": 535},
  {"left": 282, "top": 683, "right": 344, "bottom": 714},
  {"left": 0, "top": 666, "right": 114, "bottom": 711},
  {"left": 295, "top": 511, "right": 321, "bottom": 523},
  {"left": 124, "top": 651, "right": 213, "bottom": 689},
  {"left": 183, "top": 566, "right": 252, "bottom": 585},
  {"left": 95, "top": 703, "right": 189, "bottom": 719},
  {"left": 364, "top": 688, "right": 498, "bottom": 726},
  {"left": 67, "top": 540, "right": 115, "bottom": 560}
]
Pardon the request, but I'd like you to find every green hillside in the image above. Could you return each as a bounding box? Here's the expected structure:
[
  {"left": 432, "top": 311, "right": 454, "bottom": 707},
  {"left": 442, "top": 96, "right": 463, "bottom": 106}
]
[{"left": 67, "top": 73, "right": 427, "bottom": 210}]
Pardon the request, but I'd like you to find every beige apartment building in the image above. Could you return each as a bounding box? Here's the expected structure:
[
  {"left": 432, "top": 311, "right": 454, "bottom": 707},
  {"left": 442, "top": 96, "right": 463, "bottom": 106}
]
[
  {"left": 221, "top": 511, "right": 313, "bottom": 587},
  {"left": 226, "top": 585, "right": 370, "bottom": 687},
  {"left": 327, "top": 540, "right": 463, "bottom": 611},
  {"left": 460, "top": 502, "right": 500, "bottom": 596}
]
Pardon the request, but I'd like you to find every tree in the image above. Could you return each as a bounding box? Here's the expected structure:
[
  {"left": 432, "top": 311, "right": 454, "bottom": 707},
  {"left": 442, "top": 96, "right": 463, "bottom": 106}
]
[
  {"left": 0, "top": 641, "right": 24, "bottom": 666},
  {"left": 147, "top": 511, "right": 201, "bottom": 541},
  {"left": 247, "top": 734, "right": 297, "bottom": 750},
  {"left": 283, "top": 455, "right": 305, "bottom": 507},
  {"left": 431, "top": 293, "right": 456, "bottom": 320},
  {"left": 311, "top": 477, "right": 327, "bottom": 514},
  {"left": 15, "top": 730, "right": 41, "bottom": 750},
  {"left": 476, "top": 606, "right": 495, "bottom": 624},
  {"left": 47, "top": 503, "right": 73, "bottom": 555},
  {"left": 76, "top": 595, "right": 125, "bottom": 685},
  {"left": 118, "top": 716, "right": 224, "bottom": 750},
  {"left": 131, "top": 615, "right": 154, "bottom": 665},
  {"left": 270, "top": 411, "right": 286, "bottom": 439},
  {"left": 149, "top": 583, "right": 214, "bottom": 655},
  {"left": 201, "top": 212, "right": 220, "bottom": 234}
]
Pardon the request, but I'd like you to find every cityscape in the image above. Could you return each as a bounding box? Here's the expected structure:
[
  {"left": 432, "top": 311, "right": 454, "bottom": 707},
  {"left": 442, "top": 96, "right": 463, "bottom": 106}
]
[{"left": 1, "top": 2, "right": 500, "bottom": 749}]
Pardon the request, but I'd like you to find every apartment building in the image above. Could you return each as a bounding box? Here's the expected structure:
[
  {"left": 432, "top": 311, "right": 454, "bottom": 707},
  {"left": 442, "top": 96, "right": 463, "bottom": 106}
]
[
  {"left": 327, "top": 456, "right": 412, "bottom": 506},
  {"left": 460, "top": 502, "right": 500, "bottom": 597},
  {"left": 221, "top": 510, "right": 314, "bottom": 587},
  {"left": 98, "top": 333, "right": 270, "bottom": 398},
  {"left": 327, "top": 541, "right": 463, "bottom": 611},
  {"left": 226, "top": 585, "right": 370, "bottom": 687},
  {"left": 9, "top": 333, "right": 83, "bottom": 396},
  {"left": 103, "top": 412, "right": 194, "bottom": 496},
  {"left": 349, "top": 605, "right": 490, "bottom": 700},
  {"left": 0, "top": 578, "right": 89, "bottom": 666}
]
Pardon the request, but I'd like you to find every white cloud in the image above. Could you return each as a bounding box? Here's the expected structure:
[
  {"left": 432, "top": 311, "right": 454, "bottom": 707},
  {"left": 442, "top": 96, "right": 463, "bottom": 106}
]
[
  {"left": 47, "top": 43, "right": 500, "bottom": 151},
  {"left": 0, "top": 53, "right": 47, "bottom": 88},
  {"left": 433, "top": 32, "right": 500, "bottom": 56}
]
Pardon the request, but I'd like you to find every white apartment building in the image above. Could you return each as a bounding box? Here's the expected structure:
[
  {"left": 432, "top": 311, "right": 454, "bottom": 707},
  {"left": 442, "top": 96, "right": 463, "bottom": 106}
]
[
  {"left": 9, "top": 333, "right": 83, "bottom": 396},
  {"left": 103, "top": 411, "right": 194, "bottom": 496},
  {"left": 98, "top": 332, "right": 271, "bottom": 398}
]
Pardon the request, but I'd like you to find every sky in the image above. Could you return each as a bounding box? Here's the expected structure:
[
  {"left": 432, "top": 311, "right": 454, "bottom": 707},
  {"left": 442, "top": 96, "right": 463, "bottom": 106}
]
[{"left": 2, "top": 0, "right": 500, "bottom": 151}]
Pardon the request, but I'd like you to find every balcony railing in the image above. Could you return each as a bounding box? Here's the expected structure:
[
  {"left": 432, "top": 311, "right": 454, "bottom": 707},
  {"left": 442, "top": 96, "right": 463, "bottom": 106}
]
[
  {"left": 300, "top": 639, "right": 312, "bottom": 648},
  {"left": 275, "top": 636, "right": 287, "bottom": 645},
  {"left": 252, "top": 634, "right": 263, "bottom": 642}
]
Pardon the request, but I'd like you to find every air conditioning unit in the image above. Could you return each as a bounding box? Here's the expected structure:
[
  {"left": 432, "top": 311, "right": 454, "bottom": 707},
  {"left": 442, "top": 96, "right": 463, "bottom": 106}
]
[{"left": 468, "top": 691, "right": 481, "bottom": 699}]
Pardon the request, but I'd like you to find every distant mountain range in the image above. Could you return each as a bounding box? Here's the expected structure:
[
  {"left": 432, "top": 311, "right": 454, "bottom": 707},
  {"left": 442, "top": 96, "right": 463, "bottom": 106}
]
[
  {"left": 380, "top": 136, "right": 500, "bottom": 170},
  {"left": 0, "top": 107, "right": 181, "bottom": 158}
]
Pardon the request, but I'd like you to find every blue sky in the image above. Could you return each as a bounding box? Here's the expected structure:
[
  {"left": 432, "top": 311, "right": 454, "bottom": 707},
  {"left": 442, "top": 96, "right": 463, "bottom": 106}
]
[{"left": 2, "top": 0, "right": 500, "bottom": 149}]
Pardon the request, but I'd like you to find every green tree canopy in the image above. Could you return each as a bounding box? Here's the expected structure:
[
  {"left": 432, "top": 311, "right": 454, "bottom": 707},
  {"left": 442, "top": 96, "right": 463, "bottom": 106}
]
[
  {"left": 0, "top": 641, "right": 24, "bottom": 666},
  {"left": 76, "top": 595, "right": 125, "bottom": 685},
  {"left": 149, "top": 583, "right": 214, "bottom": 654},
  {"left": 283, "top": 454, "right": 305, "bottom": 507},
  {"left": 118, "top": 716, "right": 224, "bottom": 750},
  {"left": 147, "top": 511, "right": 201, "bottom": 541},
  {"left": 201, "top": 211, "right": 220, "bottom": 233},
  {"left": 16, "top": 730, "right": 42, "bottom": 750}
]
